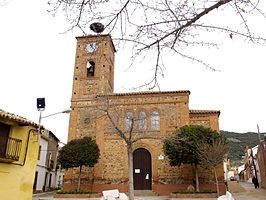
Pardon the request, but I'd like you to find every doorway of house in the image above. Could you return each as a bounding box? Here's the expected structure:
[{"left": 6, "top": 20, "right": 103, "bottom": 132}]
[{"left": 133, "top": 148, "right": 152, "bottom": 190}]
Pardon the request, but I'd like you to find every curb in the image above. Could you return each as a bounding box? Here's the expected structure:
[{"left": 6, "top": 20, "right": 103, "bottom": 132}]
[{"left": 33, "top": 191, "right": 58, "bottom": 197}]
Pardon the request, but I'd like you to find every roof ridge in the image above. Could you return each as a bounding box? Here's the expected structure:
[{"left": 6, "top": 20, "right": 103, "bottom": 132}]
[
  {"left": 189, "top": 109, "right": 220, "bottom": 115},
  {"left": 97, "top": 90, "right": 190, "bottom": 97},
  {"left": 0, "top": 109, "right": 38, "bottom": 127}
]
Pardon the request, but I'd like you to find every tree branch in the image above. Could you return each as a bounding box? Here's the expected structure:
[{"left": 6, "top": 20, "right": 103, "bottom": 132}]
[{"left": 142, "top": 0, "right": 233, "bottom": 50}]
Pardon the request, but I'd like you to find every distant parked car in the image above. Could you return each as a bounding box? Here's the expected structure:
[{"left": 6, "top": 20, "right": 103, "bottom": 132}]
[{"left": 229, "top": 176, "right": 237, "bottom": 181}]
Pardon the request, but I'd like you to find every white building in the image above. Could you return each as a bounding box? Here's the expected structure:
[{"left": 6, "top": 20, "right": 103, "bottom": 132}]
[
  {"left": 33, "top": 130, "right": 64, "bottom": 192},
  {"left": 241, "top": 145, "right": 261, "bottom": 184}
]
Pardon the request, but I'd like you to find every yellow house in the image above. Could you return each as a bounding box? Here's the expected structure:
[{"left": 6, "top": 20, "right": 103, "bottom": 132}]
[{"left": 0, "top": 109, "right": 39, "bottom": 200}]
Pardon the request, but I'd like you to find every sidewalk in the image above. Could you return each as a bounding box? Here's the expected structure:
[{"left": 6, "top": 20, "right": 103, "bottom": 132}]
[
  {"left": 32, "top": 191, "right": 57, "bottom": 200},
  {"left": 32, "top": 182, "right": 266, "bottom": 200},
  {"left": 229, "top": 181, "right": 266, "bottom": 200},
  {"left": 33, "top": 192, "right": 216, "bottom": 200},
  {"left": 35, "top": 196, "right": 216, "bottom": 200}
]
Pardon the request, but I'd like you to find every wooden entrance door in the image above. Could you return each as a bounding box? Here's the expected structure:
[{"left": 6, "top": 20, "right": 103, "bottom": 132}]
[{"left": 133, "top": 148, "right": 152, "bottom": 190}]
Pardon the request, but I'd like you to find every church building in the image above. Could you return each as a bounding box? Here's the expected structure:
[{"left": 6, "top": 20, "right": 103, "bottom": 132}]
[{"left": 64, "top": 34, "right": 225, "bottom": 195}]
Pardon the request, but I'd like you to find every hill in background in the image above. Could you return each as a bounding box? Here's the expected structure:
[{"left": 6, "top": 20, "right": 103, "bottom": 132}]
[{"left": 221, "top": 130, "right": 264, "bottom": 166}]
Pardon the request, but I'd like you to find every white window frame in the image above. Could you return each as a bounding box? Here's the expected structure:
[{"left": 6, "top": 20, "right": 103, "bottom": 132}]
[
  {"left": 138, "top": 111, "right": 147, "bottom": 130},
  {"left": 151, "top": 110, "right": 160, "bottom": 130},
  {"left": 125, "top": 111, "right": 133, "bottom": 131}
]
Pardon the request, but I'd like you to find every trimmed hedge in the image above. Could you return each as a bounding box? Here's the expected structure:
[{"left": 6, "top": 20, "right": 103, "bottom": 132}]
[
  {"left": 172, "top": 190, "right": 217, "bottom": 194},
  {"left": 57, "top": 190, "right": 98, "bottom": 194}
]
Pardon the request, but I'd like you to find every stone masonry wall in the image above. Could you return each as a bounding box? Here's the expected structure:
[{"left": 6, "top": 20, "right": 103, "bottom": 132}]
[{"left": 66, "top": 91, "right": 221, "bottom": 187}]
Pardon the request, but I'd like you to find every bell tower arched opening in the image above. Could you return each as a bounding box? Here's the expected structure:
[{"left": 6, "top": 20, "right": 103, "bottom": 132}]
[{"left": 87, "top": 61, "right": 95, "bottom": 77}]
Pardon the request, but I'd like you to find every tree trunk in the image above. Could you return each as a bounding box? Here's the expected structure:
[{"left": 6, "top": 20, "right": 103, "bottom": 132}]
[
  {"left": 195, "top": 164, "right": 199, "bottom": 192},
  {"left": 77, "top": 165, "right": 82, "bottom": 191},
  {"left": 90, "top": 167, "right": 94, "bottom": 192},
  {"left": 214, "top": 168, "right": 220, "bottom": 196},
  {"left": 127, "top": 144, "right": 134, "bottom": 200}
]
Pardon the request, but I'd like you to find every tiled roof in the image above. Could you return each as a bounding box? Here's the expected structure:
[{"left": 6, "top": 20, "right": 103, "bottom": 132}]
[
  {"left": 0, "top": 109, "right": 39, "bottom": 127},
  {"left": 97, "top": 90, "right": 190, "bottom": 97},
  {"left": 189, "top": 110, "right": 220, "bottom": 115}
]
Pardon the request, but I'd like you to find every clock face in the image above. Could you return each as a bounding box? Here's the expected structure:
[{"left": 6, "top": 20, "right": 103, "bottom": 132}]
[
  {"left": 86, "top": 42, "right": 99, "bottom": 53},
  {"left": 84, "top": 117, "right": 91, "bottom": 124}
]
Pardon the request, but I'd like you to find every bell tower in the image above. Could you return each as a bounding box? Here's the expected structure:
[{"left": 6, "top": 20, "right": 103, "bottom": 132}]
[
  {"left": 68, "top": 34, "right": 116, "bottom": 141},
  {"left": 71, "top": 34, "right": 116, "bottom": 100}
]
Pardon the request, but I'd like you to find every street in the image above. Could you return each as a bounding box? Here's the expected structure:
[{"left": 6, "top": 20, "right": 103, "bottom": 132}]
[{"left": 229, "top": 181, "right": 266, "bottom": 200}]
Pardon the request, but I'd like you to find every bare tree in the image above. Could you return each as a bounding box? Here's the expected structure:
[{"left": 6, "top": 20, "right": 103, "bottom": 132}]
[
  {"left": 0, "top": 0, "right": 13, "bottom": 6},
  {"left": 84, "top": 96, "right": 162, "bottom": 200},
  {"left": 197, "top": 138, "right": 228, "bottom": 196},
  {"left": 48, "top": 0, "right": 266, "bottom": 88}
]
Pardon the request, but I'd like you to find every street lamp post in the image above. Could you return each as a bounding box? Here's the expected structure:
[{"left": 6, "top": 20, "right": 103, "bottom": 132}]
[{"left": 42, "top": 109, "right": 72, "bottom": 119}]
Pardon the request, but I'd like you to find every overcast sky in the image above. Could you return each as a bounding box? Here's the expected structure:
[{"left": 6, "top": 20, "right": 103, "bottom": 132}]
[{"left": 1, "top": 0, "right": 266, "bottom": 143}]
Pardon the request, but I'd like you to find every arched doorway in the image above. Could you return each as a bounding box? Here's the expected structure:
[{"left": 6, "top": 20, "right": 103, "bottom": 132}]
[{"left": 133, "top": 148, "right": 152, "bottom": 190}]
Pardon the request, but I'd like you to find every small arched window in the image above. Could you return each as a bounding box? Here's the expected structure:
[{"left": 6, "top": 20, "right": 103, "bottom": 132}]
[
  {"left": 125, "top": 111, "right": 133, "bottom": 131},
  {"left": 138, "top": 111, "right": 147, "bottom": 130},
  {"left": 87, "top": 61, "right": 95, "bottom": 77},
  {"left": 151, "top": 110, "right": 160, "bottom": 130}
]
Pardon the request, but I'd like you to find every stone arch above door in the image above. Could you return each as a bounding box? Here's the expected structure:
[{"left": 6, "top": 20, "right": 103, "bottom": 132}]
[{"left": 132, "top": 141, "right": 160, "bottom": 181}]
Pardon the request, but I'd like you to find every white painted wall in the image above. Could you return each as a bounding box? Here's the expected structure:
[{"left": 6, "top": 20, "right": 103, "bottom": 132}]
[
  {"left": 35, "top": 136, "right": 48, "bottom": 191},
  {"left": 34, "top": 133, "right": 64, "bottom": 191}
]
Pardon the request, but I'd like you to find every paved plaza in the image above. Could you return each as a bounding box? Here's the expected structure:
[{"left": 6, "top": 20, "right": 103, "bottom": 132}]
[
  {"left": 33, "top": 191, "right": 216, "bottom": 200},
  {"left": 33, "top": 181, "right": 266, "bottom": 200}
]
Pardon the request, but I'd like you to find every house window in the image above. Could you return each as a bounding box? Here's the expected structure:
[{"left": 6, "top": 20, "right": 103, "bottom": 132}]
[
  {"left": 38, "top": 145, "right": 41, "bottom": 160},
  {"left": 87, "top": 61, "right": 95, "bottom": 77},
  {"left": 0, "top": 122, "right": 10, "bottom": 158},
  {"left": 0, "top": 122, "right": 21, "bottom": 161},
  {"left": 151, "top": 110, "right": 160, "bottom": 130},
  {"left": 125, "top": 111, "right": 133, "bottom": 131},
  {"left": 138, "top": 111, "right": 147, "bottom": 130}
]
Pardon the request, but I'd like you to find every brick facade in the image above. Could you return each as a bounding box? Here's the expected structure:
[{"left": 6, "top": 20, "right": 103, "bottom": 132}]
[
  {"left": 64, "top": 34, "right": 225, "bottom": 195},
  {"left": 257, "top": 140, "right": 266, "bottom": 188}
]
